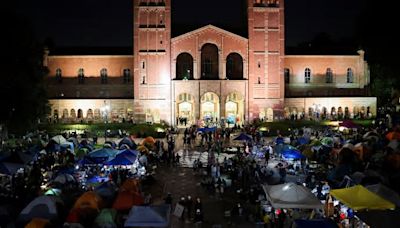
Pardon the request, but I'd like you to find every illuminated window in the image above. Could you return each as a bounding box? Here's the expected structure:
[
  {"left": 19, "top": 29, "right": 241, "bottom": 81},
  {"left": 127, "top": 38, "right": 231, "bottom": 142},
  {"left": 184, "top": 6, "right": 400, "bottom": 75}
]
[
  {"left": 284, "top": 68, "right": 290, "bottom": 83},
  {"left": 326, "top": 68, "right": 333, "bottom": 83},
  {"left": 56, "top": 68, "right": 62, "bottom": 83},
  {"left": 305, "top": 68, "right": 311, "bottom": 83},
  {"left": 347, "top": 68, "right": 354, "bottom": 83},
  {"left": 100, "top": 68, "right": 108, "bottom": 84},
  {"left": 78, "top": 68, "right": 85, "bottom": 84}
]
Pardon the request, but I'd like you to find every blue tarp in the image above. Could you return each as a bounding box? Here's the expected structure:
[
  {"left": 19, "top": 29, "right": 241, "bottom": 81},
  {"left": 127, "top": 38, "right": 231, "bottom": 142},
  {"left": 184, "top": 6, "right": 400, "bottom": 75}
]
[
  {"left": 282, "top": 146, "right": 305, "bottom": 159},
  {"left": 294, "top": 219, "right": 338, "bottom": 228},
  {"left": 124, "top": 205, "right": 171, "bottom": 227},
  {"left": 234, "top": 133, "right": 252, "bottom": 141}
]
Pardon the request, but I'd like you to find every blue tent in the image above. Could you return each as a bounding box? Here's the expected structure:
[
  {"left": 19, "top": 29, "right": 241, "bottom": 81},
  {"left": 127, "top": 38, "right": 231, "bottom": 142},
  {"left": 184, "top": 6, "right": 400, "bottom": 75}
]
[
  {"left": 234, "top": 133, "right": 252, "bottom": 141},
  {"left": 294, "top": 219, "right": 338, "bottom": 228},
  {"left": 275, "top": 137, "right": 284, "bottom": 145},
  {"left": 124, "top": 205, "right": 171, "bottom": 227},
  {"left": 282, "top": 146, "right": 305, "bottom": 159},
  {"left": 105, "top": 155, "right": 135, "bottom": 166},
  {"left": 197, "top": 127, "right": 217, "bottom": 133},
  {"left": 88, "top": 148, "right": 118, "bottom": 159},
  {"left": 116, "top": 149, "right": 138, "bottom": 161},
  {"left": 298, "top": 137, "right": 309, "bottom": 145},
  {"left": 0, "top": 162, "right": 24, "bottom": 175},
  {"left": 118, "top": 137, "right": 137, "bottom": 150}
]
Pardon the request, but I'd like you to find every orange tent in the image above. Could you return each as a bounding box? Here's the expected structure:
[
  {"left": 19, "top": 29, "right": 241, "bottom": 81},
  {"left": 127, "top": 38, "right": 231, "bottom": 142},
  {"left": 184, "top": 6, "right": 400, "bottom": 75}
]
[
  {"left": 112, "top": 191, "right": 144, "bottom": 211},
  {"left": 141, "top": 136, "right": 156, "bottom": 145},
  {"left": 121, "top": 179, "right": 141, "bottom": 193},
  {"left": 25, "top": 218, "right": 50, "bottom": 228},
  {"left": 386, "top": 131, "right": 400, "bottom": 141},
  {"left": 73, "top": 191, "right": 103, "bottom": 211}
]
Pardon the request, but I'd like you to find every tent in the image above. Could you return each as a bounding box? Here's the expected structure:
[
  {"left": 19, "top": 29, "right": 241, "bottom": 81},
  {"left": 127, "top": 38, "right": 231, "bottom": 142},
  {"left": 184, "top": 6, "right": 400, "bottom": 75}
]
[
  {"left": 94, "top": 208, "right": 117, "bottom": 227},
  {"left": 197, "top": 127, "right": 216, "bottom": 133},
  {"left": 25, "top": 218, "right": 51, "bottom": 228},
  {"left": 44, "top": 188, "right": 62, "bottom": 196},
  {"left": 365, "top": 183, "right": 400, "bottom": 207},
  {"left": 87, "top": 148, "right": 118, "bottom": 159},
  {"left": 105, "top": 155, "right": 135, "bottom": 166},
  {"left": 233, "top": 133, "right": 252, "bottom": 141},
  {"left": 51, "top": 135, "right": 68, "bottom": 145},
  {"left": 329, "top": 185, "right": 395, "bottom": 210},
  {"left": 294, "top": 219, "right": 338, "bottom": 228},
  {"left": 112, "top": 191, "right": 144, "bottom": 211},
  {"left": 73, "top": 191, "right": 103, "bottom": 211},
  {"left": 0, "top": 162, "right": 24, "bottom": 175},
  {"left": 121, "top": 179, "right": 141, "bottom": 193},
  {"left": 262, "top": 183, "right": 323, "bottom": 209},
  {"left": 53, "top": 173, "right": 76, "bottom": 185},
  {"left": 117, "top": 149, "right": 138, "bottom": 160},
  {"left": 19, "top": 196, "right": 63, "bottom": 222},
  {"left": 124, "top": 205, "right": 171, "bottom": 227},
  {"left": 282, "top": 146, "right": 305, "bottom": 159},
  {"left": 141, "top": 137, "right": 156, "bottom": 145},
  {"left": 118, "top": 137, "right": 137, "bottom": 150}
]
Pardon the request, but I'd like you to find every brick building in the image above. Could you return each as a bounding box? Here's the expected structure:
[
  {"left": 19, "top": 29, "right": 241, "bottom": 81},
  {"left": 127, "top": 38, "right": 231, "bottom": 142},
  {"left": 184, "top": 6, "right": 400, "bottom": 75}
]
[{"left": 45, "top": 0, "right": 376, "bottom": 125}]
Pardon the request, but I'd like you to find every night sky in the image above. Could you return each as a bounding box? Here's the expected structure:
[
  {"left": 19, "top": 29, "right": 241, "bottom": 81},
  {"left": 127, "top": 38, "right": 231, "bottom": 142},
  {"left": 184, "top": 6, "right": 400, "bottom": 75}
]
[{"left": 15, "top": 0, "right": 363, "bottom": 49}]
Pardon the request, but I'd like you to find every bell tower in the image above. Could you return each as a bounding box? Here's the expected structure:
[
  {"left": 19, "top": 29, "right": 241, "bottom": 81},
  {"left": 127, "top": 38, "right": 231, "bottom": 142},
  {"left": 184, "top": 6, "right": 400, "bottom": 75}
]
[
  {"left": 247, "top": 0, "right": 285, "bottom": 120},
  {"left": 133, "top": 0, "right": 172, "bottom": 123}
]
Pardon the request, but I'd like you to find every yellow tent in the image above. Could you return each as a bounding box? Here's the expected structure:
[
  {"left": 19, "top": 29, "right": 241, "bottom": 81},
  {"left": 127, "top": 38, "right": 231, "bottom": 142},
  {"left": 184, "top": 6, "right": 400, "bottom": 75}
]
[{"left": 330, "top": 185, "right": 395, "bottom": 211}]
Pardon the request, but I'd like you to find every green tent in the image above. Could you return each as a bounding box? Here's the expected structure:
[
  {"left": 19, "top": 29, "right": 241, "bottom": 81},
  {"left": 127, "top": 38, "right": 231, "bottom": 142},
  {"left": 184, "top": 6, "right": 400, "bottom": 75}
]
[{"left": 94, "top": 208, "right": 117, "bottom": 227}]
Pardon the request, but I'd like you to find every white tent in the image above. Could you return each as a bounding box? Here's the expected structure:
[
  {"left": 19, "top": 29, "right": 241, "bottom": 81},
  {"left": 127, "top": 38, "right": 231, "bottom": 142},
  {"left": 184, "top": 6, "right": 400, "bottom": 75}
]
[{"left": 262, "top": 182, "right": 323, "bottom": 209}]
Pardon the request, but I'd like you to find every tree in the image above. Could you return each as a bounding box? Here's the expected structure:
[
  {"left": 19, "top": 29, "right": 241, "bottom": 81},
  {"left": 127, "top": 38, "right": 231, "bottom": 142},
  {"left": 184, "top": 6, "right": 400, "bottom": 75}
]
[{"left": 0, "top": 11, "right": 49, "bottom": 136}]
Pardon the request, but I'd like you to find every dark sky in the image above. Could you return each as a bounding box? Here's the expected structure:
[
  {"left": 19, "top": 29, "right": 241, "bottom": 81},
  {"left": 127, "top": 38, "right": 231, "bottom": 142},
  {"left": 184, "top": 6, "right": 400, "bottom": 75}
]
[{"left": 15, "top": 0, "right": 363, "bottom": 48}]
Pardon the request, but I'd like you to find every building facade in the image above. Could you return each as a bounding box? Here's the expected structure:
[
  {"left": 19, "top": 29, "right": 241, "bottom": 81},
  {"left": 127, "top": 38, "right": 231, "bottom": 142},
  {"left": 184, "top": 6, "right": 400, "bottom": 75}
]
[{"left": 45, "top": 0, "right": 376, "bottom": 125}]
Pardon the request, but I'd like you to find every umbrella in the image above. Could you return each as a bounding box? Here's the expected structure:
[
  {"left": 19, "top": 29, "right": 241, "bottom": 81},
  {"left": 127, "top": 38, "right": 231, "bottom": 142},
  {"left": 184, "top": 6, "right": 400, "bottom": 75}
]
[
  {"left": 51, "top": 135, "right": 68, "bottom": 145},
  {"left": 233, "top": 133, "right": 252, "bottom": 141}
]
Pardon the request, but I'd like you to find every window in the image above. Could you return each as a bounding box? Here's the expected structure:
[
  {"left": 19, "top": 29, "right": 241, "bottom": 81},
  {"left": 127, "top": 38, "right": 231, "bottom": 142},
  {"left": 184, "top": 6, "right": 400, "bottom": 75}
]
[
  {"left": 78, "top": 68, "right": 85, "bottom": 84},
  {"left": 100, "top": 68, "right": 108, "bottom": 84},
  {"left": 142, "top": 61, "right": 146, "bottom": 69},
  {"left": 226, "top": 53, "right": 243, "bottom": 80},
  {"left": 142, "top": 76, "right": 146, "bottom": 84},
  {"left": 56, "top": 68, "right": 62, "bottom": 83},
  {"left": 304, "top": 68, "right": 311, "bottom": 83},
  {"left": 326, "top": 68, "right": 333, "bottom": 83},
  {"left": 347, "top": 68, "right": 354, "bottom": 83},
  {"left": 123, "top": 69, "right": 131, "bottom": 83},
  {"left": 284, "top": 68, "right": 290, "bottom": 83},
  {"left": 176, "top": 53, "right": 194, "bottom": 80},
  {"left": 258, "top": 61, "right": 261, "bottom": 68}
]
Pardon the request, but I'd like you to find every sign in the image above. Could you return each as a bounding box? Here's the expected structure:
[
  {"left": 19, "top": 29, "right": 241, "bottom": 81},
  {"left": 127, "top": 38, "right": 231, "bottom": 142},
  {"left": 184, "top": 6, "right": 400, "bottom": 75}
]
[{"left": 173, "top": 203, "right": 184, "bottom": 218}]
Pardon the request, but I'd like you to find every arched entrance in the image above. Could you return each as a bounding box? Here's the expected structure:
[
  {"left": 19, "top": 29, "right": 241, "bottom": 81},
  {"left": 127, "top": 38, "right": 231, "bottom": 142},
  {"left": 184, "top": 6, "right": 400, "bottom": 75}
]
[
  {"left": 225, "top": 92, "right": 244, "bottom": 126},
  {"left": 176, "top": 93, "right": 194, "bottom": 126},
  {"left": 201, "top": 92, "right": 219, "bottom": 123}
]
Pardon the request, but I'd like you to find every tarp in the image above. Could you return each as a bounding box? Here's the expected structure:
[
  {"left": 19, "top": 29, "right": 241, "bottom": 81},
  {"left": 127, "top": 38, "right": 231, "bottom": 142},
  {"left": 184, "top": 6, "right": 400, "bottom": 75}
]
[
  {"left": 294, "top": 219, "right": 338, "bottom": 228},
  {"left": 262, "top": 183, "right": 323, "bottom": 209},
  {"left": 330, "top": 185, "right": 395, "bottom": 210},
  {"left": 19, "top": 196, "right": 62, "bottom": 222},
  {"left": 124, "top": 205, "right": 171, "bottom": 227},
  {"left": 233, "top": 133, "right": 252, "bottom": 141},
  {"left": 365, "top": 183, "right": 400, "bottom": 207}
]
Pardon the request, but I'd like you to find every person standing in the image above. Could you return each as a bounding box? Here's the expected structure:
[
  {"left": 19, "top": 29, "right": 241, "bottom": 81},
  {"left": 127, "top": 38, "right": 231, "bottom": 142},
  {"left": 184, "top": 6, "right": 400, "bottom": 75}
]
[{"left": 186, "top": 195, "right": 193, "bottom": 220}]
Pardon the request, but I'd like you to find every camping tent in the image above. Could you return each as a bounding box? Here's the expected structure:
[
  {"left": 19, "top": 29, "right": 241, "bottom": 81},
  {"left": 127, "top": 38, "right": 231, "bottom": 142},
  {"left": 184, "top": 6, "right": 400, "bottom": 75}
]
[
  {"left": 19, "top": 196, "right": 63, "bottom": 222},
  {"left": 0, "top": 162, "right": 24, "bottom": 175},
  {"left": 329, "top": 185, "right": 395, "bottom": 210},
  {"left": 282, "top": 146, "right": 305, "bottom": 159},
  {"left": 94, "top": 208, "right": 117, "bottom": 227},
  {"left": 233, "top": 133, "right": 252, "bottom": 141},
  {"left": 262, "top": 183, "right": 323, "bottom": 209},
  {"left": 118, "top": 137, "right": 137, "bottom": 150},
  {"left": 124, "top": 205, "right": 171, "bottom": 227},
  {"left": 73, "top": 191, "right": 103, "bottom": 211}
]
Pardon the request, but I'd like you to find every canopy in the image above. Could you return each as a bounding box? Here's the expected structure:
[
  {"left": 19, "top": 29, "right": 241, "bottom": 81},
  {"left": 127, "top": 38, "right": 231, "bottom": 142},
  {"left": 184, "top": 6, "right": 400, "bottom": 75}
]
[
  {"left": 294, "top": 219, "right": 338, "bottom": 228},
  {"left": 262, "top": 183, "right": 323, "bottom": 209},
  {"left": 233, "top": 133, "right": 252, "bottom": 141},
  {"left": 330, "top": 185, "right": 395, "bottom": 210},
  {"left": 282, "top": 146, "right": 305, "bottom": 159},
  {"left": 365, "top": 183, "right": 400, "bottom": 207},
  {"left": 124, "top": 205, "right": 171, "bottom": 227},
  {"left": 51, "top": 135, "right": 68, "bottom": 144},
  {"left": 19, "top": 196, "right": 63, "bottom": 222}
]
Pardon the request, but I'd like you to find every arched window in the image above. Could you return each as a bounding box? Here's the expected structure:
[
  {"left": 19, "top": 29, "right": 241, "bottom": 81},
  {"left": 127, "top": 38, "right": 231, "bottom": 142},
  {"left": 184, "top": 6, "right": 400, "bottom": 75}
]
[
  {"left": 284, "top": 68, "right": 290, "bottom": 83},
  {"left": 55, "top": 68, "right": 62, "bottom": 83},
  {"left": 87, "top": 109, "right": 94, "bottom": 119},
  {"left": 123, "top": 69, "right": 131, "bottom": 83},
  {"left": 326, "top": 68, "right": 333, "bottom": 83},
  {"left": 304, "top": 68, "right": 311, "bottom": 83},
  {"left": 62, "top": 109, "right": 69, "bottom": 118},
  {"left": 100, "top": 68, "right": 108, "bottom": 84},
  {"left": 176, "top": 53, "right": 194, "bottom": 80},
  {"left": 77, "top": 109, "right": 83, "bottom": 118},
  {"left": 78, "top": 68, "right": 85, "bottom": 84},
  {"left": 70, "top": 109, "right": 76, "bottom": 118},
  {"left": 201, "top": 43, "right": 219, "bottom": 80},
  {"left": 347, "top": 68, "right": 354, "bottom": 83},
  {"left": 226, "top": 53, "right": 243, "bottom": 80},
  {"left": 53, "top": 109, "right": 59, "bottom": 119}
]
